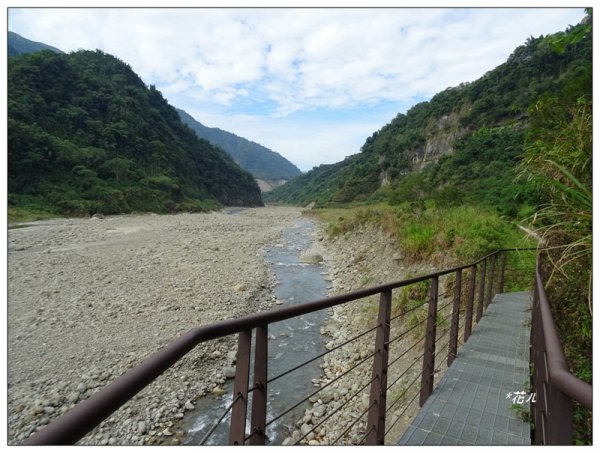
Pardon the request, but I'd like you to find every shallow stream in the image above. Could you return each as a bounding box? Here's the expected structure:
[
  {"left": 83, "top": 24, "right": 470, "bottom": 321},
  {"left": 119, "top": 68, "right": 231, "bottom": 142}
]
[{"left": 183, "top": 218, "right": 329, "bottom": 445}]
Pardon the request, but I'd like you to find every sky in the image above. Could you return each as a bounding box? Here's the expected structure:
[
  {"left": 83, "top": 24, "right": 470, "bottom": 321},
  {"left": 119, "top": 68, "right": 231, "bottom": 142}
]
[{"left": 7, "top": 4, "right": 587, "bottom": 171}]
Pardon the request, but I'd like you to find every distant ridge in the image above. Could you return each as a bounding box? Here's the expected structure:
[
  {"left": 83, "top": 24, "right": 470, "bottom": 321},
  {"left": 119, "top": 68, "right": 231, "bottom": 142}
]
[
  {"left": 8, "top": 31, "right": 63, "bottom": 56},
  {"left": 177, "top": 108, "right": 302, "bottom": 191}
]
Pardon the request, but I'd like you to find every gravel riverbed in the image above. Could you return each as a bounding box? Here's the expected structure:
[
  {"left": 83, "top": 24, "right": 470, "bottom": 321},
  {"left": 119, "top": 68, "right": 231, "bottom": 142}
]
[
  {"left": 7, "top": 206, "right": 302, "bottom": 445},
  {"left": 8, "top": 206, "right": 451, "bottom": 446}
]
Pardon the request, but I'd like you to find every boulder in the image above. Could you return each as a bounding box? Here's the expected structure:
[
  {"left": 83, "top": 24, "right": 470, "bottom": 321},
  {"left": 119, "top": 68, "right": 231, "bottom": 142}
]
[{"left": 300, "top": 253, "right": 323, "bottom": 264}]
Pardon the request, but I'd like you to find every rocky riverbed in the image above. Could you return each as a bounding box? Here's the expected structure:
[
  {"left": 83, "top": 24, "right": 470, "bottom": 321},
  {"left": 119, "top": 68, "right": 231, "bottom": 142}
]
[
  {"left": 8, "top": 206, "right": 454, "bottom": 446},
  {"left": 281, "top": 220, "right": 452, "bottom": 445},
  {"left": 7, "top": 206, "right": 302, "bottom": 445}
]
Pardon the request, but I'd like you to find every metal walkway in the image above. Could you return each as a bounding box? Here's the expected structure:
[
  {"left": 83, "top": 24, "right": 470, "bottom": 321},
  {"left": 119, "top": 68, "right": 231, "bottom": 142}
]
[{"left": 399, "top": 292, "right": 532, "bottom": 446}]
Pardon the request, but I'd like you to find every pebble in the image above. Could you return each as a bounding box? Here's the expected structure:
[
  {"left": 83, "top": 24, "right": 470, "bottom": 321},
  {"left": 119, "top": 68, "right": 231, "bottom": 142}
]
[
  {"left": 300, "top": 423, "right": 312, "bottom": 436},
  {"left": 66, "top": 392, "right": 80, "bottom": 403}
]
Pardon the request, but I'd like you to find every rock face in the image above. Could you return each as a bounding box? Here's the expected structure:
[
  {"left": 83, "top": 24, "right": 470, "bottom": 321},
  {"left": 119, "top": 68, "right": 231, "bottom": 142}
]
[{"left": 408, "top": 110, "right": 467, "bottom": 172}]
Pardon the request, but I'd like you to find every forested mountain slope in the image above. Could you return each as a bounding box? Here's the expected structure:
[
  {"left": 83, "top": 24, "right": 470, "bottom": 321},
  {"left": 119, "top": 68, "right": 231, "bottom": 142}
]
[
  {"left": 8, "top": 49, "right": 263, "bottom": 216},
  {"left": 265, "top": 19, "right": 591, "bottom": 217},
  {"left": 177, "top": 108, "right": 302, "bottom": 191}
]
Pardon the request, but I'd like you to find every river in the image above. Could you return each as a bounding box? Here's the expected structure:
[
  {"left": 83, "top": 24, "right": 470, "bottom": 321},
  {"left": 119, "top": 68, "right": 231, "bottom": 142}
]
[{"left": 183, "top": 217, "right": 329, "bottom": 445}]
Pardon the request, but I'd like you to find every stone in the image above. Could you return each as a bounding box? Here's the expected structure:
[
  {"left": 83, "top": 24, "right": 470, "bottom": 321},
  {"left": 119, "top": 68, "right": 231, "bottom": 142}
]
[
  {"left": 212, "top": 386, "right": 226, "bottom": 396},
  {"left": 234, "top": 283, "right": 248, "bottom": 292},
  {"left": 76, "top": 383, "right": 87, "bottom": 392},
  {"left": 162, "top": 428, "right": 173, "bottom": 436},
  {"left": 137, "top": 421, "right": 147, "bottom": 435},
  {"left": 43, "top": 406, "right": 55, "bottom": 414},
  {"left": 300, "top": 253, "right": 323, "bottom": 264},
  {"left": 223, "top": 366, "right": 236, "bottom": 379},
  {"left": 300, "top": 423, "right": 312, "bottom": 436},
  {"left": 312, "top": 405, "right": 326, "bottom": 418},
  {"left": 319, "top": 388, "right": 335, "bottom": 404},
  {"left": 226, "top": 350, "right": 237, "bottom": 364},
  {"left": 184, "top": 401, "right": 194, "bottom": 410},
  {"left": 66, "top": 392, "right": 80, "bottom": 403}
]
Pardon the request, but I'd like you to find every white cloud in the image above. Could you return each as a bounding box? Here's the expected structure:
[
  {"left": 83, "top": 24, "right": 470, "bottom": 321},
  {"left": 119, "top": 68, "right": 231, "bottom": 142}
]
[{"left": 8, "top": 7, "right": 586, "bottom": 168}]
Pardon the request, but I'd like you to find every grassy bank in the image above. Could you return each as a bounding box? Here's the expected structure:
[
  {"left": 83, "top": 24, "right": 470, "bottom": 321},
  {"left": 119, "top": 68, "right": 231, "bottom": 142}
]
[{"left": 309, "top": 203, "right": 530, "bottom": 267}]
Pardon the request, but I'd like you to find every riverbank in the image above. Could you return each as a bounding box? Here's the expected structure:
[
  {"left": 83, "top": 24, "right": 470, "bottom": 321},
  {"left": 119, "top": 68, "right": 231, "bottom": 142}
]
[
  {"left": 281, "top": 219, "right": 444, "bottom": 445},
  {"left": 7, "top": 206, "right": 302, "bottom": 445}
]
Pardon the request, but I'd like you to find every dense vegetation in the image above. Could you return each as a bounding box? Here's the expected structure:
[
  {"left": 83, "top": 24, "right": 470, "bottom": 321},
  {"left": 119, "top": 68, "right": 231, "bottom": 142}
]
[
  {"left": 8, "top": 49, "right": 263, "bottom": 219},
  {"left": 288, "top": 14, "right": 593, "bottom": 443},
  {"left": 177, "top": 108, "right": 302, "bottom": 183},
  {"left": 266, "top": 18, "right": 591, "bottom": 219},
  {"left": 312, "top": 203, "right": 527, "bottom": 267},
  {"left": 519, "top": 14, "right": 592, "bottom": 442}
]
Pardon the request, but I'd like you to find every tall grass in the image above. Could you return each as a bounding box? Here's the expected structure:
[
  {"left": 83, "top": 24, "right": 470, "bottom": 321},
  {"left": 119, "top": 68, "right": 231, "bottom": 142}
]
[{"left": 312, "top": 203, "right": 527, "bottom": 266}]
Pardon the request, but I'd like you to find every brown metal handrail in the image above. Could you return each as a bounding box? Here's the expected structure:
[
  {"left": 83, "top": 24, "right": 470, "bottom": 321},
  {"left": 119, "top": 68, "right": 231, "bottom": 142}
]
[
  {"left": 530, "top": 258, "right": 593, "bottom": 445},
  {"left": 22, "top": 248, "right": 530, "bottom": 445}
]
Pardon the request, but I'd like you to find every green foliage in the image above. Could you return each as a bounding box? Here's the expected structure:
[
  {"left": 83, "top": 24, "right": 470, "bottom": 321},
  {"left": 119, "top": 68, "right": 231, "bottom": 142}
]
[
  {"left": 397, "top": 205, "right": 522, "bottom": 264},
  {"left": 8, "top": 49, "right": 262, "bottom": 218},
  {"left": 314, "top": 204, "right": 524, "bottom": 267},
  {"left": 517, "top": 13, "right": 592, "bottom": 444},
  {"left": 267, "top": 19, "right": 591, "bottom": 219},
  {"left": 393, "top": 279, "right": 429, "bottom": 317}
]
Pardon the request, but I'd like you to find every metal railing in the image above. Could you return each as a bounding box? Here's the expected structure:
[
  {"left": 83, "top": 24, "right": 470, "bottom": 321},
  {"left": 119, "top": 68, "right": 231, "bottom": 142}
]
[
  {"left": 530, "top": 257, "right": 593, "bottom": 445},
  {"left": 23, "top": 248, "right": 533, "bottom": 445}
]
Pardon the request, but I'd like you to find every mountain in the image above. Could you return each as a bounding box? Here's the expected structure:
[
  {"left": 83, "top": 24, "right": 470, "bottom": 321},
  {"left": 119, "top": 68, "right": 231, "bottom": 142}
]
[
  {"left": 177, "top": 108, "right": 302, "bottom": 192},
  {"left": 8, "top": 49, "right": 263, "bottom": 216},
  {"left": 8, "top": 31, "right": 62, "bottom": 56},
  {"left": 265, "top": 18, "right": 592, "bottom": 217}
]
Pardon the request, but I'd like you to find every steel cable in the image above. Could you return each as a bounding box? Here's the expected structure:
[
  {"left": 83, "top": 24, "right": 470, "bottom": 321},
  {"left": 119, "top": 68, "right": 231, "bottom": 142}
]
[
  {"left": 386, "top": 351, "right": 424, "bottom": 393},
  {"left": 293, "top": 376, "right": 376, "bottom": 445},
  {"left": 266, "top": 350, "right": 377, "bottom": 428},
  {"left": 267, "top": 323, "right": 378, "bottom": 385},
  {"left": 199, "top": 393, "right": 242, "bottom": 445}
]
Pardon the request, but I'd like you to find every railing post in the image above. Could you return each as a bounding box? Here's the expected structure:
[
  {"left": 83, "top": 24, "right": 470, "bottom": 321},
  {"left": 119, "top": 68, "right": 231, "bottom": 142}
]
[
  {"left": 229, "top": 330, "right": 252, "bottom": 445},
  {"left": 420, "top": 276, "right": 438, "bottom": 406},
  {"left": 447, "top": 270, "right": 462, "bottom": 366},
  {"left": 497, "top": 251, "right": 507, "bottom": 294},
  {"left": 530, "top": 280, "right": 544, "bottom": 444},
  {"left": 548, "top": 378, "right": 574, "bottom": 444},
  {"left": 249, "top": 325, "right": 268, "bottom": 445},
  {"left": 485, "top": 254, "right": 496, "bottom": 308},
  {"left": 366, "top": 290, "right": 392, "bottom": 445},
  {"left": 476, "top": 258, "right": 487, "bottom": 322},
  {"left": 464, "top": 265, "right": 476, "bottom": 342}
]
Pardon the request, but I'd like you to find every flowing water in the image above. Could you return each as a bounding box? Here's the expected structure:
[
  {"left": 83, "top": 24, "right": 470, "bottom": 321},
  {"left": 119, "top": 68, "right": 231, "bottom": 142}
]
[{"left": 184, "top": 218, "right": 329, "bottom": 445}]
